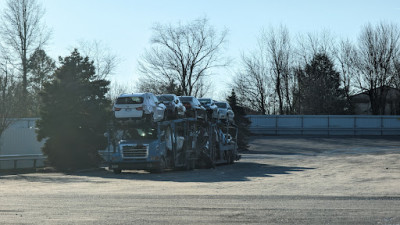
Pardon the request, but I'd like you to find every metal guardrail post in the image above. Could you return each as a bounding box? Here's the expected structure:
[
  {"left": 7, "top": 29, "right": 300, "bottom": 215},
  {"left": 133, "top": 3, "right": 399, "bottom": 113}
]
[
  {"left": 327, "top": 115, "right": 330, "bottom": 136},
  {"left": 353, "top": 116, "right": 356, "bottom": 136},
  {"left": 0, "top": 154, "right": 45, "bottom": 170}
]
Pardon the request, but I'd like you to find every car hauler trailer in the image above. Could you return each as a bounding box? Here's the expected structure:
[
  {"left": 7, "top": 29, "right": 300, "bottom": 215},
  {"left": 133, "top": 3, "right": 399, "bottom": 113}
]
[{"left": 106, "top": 117, "right": 240, "bottom": 174}]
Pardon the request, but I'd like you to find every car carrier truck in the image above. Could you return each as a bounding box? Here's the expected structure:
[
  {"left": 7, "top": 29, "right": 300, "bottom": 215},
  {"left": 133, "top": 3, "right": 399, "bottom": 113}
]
[{"left": 105, "top": 117, "right": 240, "bottom": 174}]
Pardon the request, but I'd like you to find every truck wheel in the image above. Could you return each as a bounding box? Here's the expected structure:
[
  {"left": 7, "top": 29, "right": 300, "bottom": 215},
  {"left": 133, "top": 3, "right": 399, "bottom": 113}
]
[
  {"left": 113, "top": 169, "right": 122, "bottom": 174},
  {"left": 151, "top": 157, "right": 165, "bottom": 173},
  {"left": 226, "top": 151, "right": 234, "bottom": 164},
  {"left": 225, "top": 152, "right": 230, "bottom": 164},
  {"left": 185, "top": 160, "right": 194, "bottom": 171},
  {"left": 228, "top": 151, "right": 234, "bottom": 164}
]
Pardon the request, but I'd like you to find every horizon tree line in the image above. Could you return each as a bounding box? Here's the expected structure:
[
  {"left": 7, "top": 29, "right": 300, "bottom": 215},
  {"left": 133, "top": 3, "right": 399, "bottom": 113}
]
[
  {"left": 233, "top": 22, "right": 400, "bottom": 115},
  {"left": 1, "top": 0, "right": 399, "bottom": 118}
]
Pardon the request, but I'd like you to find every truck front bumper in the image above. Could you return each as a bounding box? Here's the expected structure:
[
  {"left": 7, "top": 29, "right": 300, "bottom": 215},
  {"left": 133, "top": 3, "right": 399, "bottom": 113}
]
[{"left": 109, "top": 160, "right": 161, "bottom": 171}]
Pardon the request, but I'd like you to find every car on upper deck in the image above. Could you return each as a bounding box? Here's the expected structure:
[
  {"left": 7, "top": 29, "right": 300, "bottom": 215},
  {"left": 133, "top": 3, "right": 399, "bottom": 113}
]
[
  {"left": 178, "top": 96, "right": 207, "bottom": 120},
  {"left": 215, "top": 101, "right": 234, "bottom": 123},
  {"left": 198, "top": 98, "right": 219, "bottom": 120},
  {"left": 114, "top": 93, "right": 166, "bottom": 122},
  {"left": 156, "top": 94, "right": 186, "bottom": 119}
]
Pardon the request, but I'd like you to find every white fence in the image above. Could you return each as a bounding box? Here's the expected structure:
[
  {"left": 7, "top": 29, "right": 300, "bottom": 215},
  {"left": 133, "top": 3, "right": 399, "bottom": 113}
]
[
  {"left": 248, "top": 115, "right": 400, "bottom": 135},
  {"left": 0, "top": 118, "right": 45, "bottom": 170}
]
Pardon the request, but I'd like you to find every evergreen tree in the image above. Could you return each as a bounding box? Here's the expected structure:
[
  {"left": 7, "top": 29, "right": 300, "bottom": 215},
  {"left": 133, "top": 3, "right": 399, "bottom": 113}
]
[
  {"left": 28, "top": 48, "right": 56, "bottom": 92},
  {"left": 227, "top": 89, "right": 251, "bottom": 151},
  {"left": 36, "top": 49, "right": 111, "bottom": 170},
  {"left": 27, "top": 48, "right": 56, "bottom": 116},
  {"left": 297, "top": 53, "right": 349, "bottom": 114}
]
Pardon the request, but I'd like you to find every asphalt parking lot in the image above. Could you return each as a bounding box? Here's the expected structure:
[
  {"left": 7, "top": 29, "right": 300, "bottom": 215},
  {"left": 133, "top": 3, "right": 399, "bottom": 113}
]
[{"left": 1, "top": 136, "right": 400, "bottom": 224}]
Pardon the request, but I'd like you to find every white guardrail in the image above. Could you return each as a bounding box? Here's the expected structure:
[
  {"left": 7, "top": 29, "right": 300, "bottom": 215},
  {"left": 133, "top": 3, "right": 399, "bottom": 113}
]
[{"left": 0, "top": 154, "right": 46, "bottom": 170}]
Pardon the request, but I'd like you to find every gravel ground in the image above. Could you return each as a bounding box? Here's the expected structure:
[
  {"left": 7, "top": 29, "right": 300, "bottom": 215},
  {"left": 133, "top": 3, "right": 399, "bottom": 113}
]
[{"left": 0, "top": 136, "right": 399, "bottom": 224}]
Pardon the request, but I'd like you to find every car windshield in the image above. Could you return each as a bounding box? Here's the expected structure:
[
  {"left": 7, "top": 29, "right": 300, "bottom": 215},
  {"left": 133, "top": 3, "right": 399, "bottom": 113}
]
[
  {"left": 215, "top": 102, "right": 227, "bottom": 108},
  {"left": 179, "top": 97, "right": 193, "bottom": 102},
  {"left": 116, "top": 96, "right": 143, "bottom": 104},
  {"left": 158, "top": 95, "right": 174, "bottom": 101},
  {"left": 199, "top": 99, "right": 211, "bottom": 104}
]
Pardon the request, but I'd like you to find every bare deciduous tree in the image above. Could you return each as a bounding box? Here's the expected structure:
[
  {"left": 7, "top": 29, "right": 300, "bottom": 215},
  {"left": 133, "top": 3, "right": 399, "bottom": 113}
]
[
  {"left": 107, "top": 81, "right": 135, "bottom": 103},
  {"left": 263, "top": 25, "right": 293, "bottom": 114},
  {"left": 0, "top": 0, "right": 51, "bottom": 102},
  {"left": 137, "top": 17, "right": 228, "bottom": 97},
  {"left": 0, "top": 47, "right": 20, "bottom": 138},
  {"left": 295, "top": 31, "right": 336, "bottom": 65},
  {"left": 333, "top": 39, "right": 358, "bottom": 112},
  {"left": 354, "top": 22, "right": 400, "bottom": 115},
  {"left": 233, "top": 52, "right": 271, "bottom": 114},
  {"left": 77, "top": 40, "right": 119, "bottom": 80}
]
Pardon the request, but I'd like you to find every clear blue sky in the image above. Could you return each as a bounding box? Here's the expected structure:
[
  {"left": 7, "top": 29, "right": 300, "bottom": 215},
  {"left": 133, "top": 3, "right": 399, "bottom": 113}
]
[{"left": 2, "top": 0, "right": 400, "bottom": 98}]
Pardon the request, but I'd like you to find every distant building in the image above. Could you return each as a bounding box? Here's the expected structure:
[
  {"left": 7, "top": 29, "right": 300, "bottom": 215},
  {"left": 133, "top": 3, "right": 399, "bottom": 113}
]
[{"left": 350, "top": 86, "right": 400, "bottom": 115}]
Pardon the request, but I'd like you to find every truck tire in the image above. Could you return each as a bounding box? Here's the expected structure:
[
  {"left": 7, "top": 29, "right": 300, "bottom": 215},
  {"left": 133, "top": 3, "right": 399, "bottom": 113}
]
[
  {"left": 158, "top": 157, "right": 166, "bottom": 173},
  {"left": 113, "top": 169, "right": 122, "bottom": 174},
  {"left": 228, "top": 151, "right": 234, "bottom": 164},
  {"left": 185, "top": 159, "right": 194, "bottom": 171},
  {"left": 225, "top": 151, "right": 234, "bottom": 164},
  {"left": 151, "top": 157, "right": 166, "bottom": 173}
]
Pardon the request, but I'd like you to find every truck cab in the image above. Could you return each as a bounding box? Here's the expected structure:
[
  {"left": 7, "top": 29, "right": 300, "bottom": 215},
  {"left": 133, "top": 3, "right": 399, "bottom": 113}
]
[{"left": 110, "top": 125, "right": 167, "bottom": 173}]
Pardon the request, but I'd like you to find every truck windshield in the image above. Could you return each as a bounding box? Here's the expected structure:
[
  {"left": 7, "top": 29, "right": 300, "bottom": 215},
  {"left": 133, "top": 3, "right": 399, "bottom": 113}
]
[{"left": 123, "top": 127, "right": 157, "bottom": 140}]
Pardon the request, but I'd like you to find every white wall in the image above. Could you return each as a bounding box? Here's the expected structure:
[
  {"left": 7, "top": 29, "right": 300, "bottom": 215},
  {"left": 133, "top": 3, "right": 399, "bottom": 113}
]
[{"left": 0, "top": 118, "right": 45, "bottom": 169}]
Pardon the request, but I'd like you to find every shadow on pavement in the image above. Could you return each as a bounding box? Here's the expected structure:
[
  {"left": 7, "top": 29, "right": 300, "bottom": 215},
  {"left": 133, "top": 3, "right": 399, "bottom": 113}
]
[
  {"left": 0, "top": 162, "right": 314, "bottom": 183},
  {"left": 72, "top": 162, "right": 314, "bottom": 183}
]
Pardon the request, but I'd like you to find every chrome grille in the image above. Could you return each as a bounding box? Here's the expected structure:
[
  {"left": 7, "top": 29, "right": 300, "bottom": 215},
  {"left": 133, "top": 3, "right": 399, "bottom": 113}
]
[{"left": 121, "top": 144, "right": 148, "bottom": 158}]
